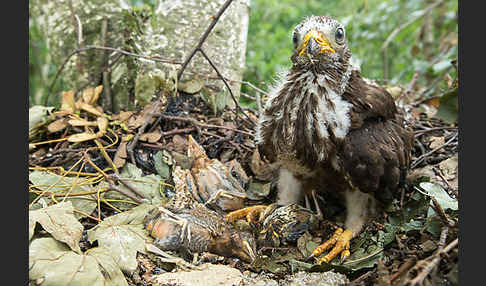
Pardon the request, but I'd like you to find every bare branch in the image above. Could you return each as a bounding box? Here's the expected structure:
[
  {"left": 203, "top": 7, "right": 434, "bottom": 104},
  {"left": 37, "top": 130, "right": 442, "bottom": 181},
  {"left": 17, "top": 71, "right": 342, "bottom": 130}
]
[
  {"left": 411, "top": 132, "right": 458, "bottom": 168},
  {"left": 199, "top": 48, "right": 256, "bottom": 126},
  {"left": 381, "top": 0, "right": 444, "bottom": 80},
  {"left": 45, "top": 45, "right": 181, "bottom": 105},
  {"left": 177, "top": 0, "right": 234, "bottom": 81}
]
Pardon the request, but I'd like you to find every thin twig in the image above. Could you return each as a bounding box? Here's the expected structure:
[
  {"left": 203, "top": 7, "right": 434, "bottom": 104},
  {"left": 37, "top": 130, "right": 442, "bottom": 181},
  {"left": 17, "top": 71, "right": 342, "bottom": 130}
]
[
  {"left": 83, "top": 152, "right": 144, "bottom": 204},
  {"left": 406, "top": 237, "right": 458, "bottom": 286},
  {"left": 45, "top": 45, "right": 180, "bottom": 105},
  {"left": 107, "top": 184, "right": 144, "bottom": 204},
  {"left": 67, "top": 0, "right": 83, "bottom": 48},
  {"left": 436, "top": 167, "right": 455, "bottom": 191},
  {"left": 110, "top": 173, "right": 146, "bottom": 199},
  {"left": 411, "top": 132, "right": 458, "bottom": 168},
  {"left": 174, "top": 0, "right": 256, "bottom": 126},
  {"left": 240, "top": 92, "right": 257, "bottom": 101},
  {"left": 381, "top": 0, "right": 444, "bottom": 80},
  {"left": 430, "top": 197, "right": 455, "bottom": 227},
  {"left": 127, "top": 100, "right": 164, "bottom": 164},
  {"left": 348, "top": 271, "right": 374, "bottom": 286},
  {"left": 162, "top": 127, "right": 198, "bottom": 137},
  {"left": 198, "top": 48, "right": 256, "bottom": 126},
  {"left": 390, "top": 257, "right": 418, "bottom": 282},
  {"left": 176, "top": 0, "right": 234, "bottom": 81},
  {"left": 187, "top": 71, "right": 269, "bottom": 97},
  {"left": 159, "top": 114, "right": 254, "bottom": 137},
  {"left": 414, "top": 126, "right": 457, "bottom": 138},
  {"left": 397, "top": 71, "right": 420, "bottom": 102}
]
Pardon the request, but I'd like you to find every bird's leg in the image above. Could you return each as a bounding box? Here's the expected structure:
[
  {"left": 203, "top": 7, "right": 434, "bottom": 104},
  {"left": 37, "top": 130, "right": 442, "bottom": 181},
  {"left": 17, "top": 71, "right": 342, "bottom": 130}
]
[
  {"left": 192, "top": 252, "right": 199, "bottom": 265},
  {"left": 304, "top": 194, "right": 311, "bottom": 209},
  {"left": 227, "top": 168, "right": 302, "bottom": 224},
  {"left": 309, "top": 189, "right": 371, "bottom": 264},
  {"left": 304, "top": 190, "right": 324, "bottom": 220},
  {"left": 311, "top": 189, "right": 324, "bottom": 220}
]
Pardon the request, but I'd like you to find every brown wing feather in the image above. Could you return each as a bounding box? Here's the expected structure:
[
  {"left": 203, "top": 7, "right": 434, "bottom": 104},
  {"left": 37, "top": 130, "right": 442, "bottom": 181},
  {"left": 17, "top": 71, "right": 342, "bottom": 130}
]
[
  {"left": 343, "top": 70, "right": 398, "bottom": 129},
  {"left": 339, "top": 71, "right": 413, "bottom": 203}
]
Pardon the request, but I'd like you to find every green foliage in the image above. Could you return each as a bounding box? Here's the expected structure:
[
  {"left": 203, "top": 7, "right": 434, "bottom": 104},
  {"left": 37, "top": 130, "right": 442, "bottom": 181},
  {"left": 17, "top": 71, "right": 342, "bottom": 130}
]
[
  {"left": 29, "top": 0, "right": 458, "bottom": 109},
  {"left": 29, "top": 19, "right": 55, "bottom": 106},
  {"left": 243, "top": 0, "right": 458, "bottom": 97}
]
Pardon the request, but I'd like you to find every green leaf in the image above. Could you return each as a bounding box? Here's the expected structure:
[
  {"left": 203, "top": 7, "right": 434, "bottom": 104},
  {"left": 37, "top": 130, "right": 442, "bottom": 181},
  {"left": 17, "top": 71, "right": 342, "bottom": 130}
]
[
  {"left": 400, "top": 191, "right": 430, "bottom": 223},
  {"left": 288, "top": 259, "right": 313, "bottom": 273},
  {"left": 29, "top": 201, "right": 83, "bottom": 253},
  {"left": 87, "top": 204, "right": 156, "bottom": 273},
  {"left": 432, "top": 60, "right": 451, "bottom": 73},
  {"left": 401, "top": 219, "right": 423, "bottom": 233},
  {"left": 154, "top": 150, "right": 173, "bottom": 180},
  {"left": 419, "top": 182, "right": 458, "bottom": 212},
  {"left": 341, "top": 246, "right": 383, "bottom": 271},
  {"left": 29, "top": 170, "right": 98, "bottom": 219},
  {"left": 378, "top": 224, "right": 398, "bottom": 246},
  {"left": 101, "top": 163, "right": 166, "bottom": 210},
  {"left": 29, "top": 237, "right": 128, "bottom": 286},
  {"left": 425, "top": 217, "right": 442, "bottom": 238},
  {"left": 436, "top": 87, "right": 458, "bottom": 123}
]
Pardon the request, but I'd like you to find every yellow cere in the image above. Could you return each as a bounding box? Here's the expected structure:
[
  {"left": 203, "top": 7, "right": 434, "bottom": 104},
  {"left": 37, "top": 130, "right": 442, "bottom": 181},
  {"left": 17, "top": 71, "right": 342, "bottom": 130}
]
[{"left": 299, "top": 29, "right": 335, "bottom": 56}]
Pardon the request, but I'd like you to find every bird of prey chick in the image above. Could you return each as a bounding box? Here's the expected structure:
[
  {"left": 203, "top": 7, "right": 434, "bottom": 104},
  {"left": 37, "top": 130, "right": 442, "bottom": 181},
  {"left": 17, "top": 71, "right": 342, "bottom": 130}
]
[{"left": 227, "top": 15, "right": 413, "bottom": 264}]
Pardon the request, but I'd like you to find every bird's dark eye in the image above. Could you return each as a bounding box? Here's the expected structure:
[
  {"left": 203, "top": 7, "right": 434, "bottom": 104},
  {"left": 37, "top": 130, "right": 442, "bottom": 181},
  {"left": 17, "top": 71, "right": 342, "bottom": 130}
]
[
  {"left": 292, "top": 32, "right": 299, "bottom": 49},
  {"left": 335, "top": 27, "right": 345, "bottom": 43}
]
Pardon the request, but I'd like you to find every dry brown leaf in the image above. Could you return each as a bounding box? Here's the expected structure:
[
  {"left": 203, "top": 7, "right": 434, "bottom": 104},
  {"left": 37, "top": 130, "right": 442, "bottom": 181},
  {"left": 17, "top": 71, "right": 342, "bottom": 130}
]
[
  {"left": 385, "top": 86, "right": 403, "bottom": 100},
  {"left": 68, "top": 132, "right": 99, "bottom": 143},
  {"left": 90, "top": 85, "right": 103, "bottom": 105},
  {"left": 113, "top": 142, "right": 128, "bottom": 168},
  {"left": 127, "top": 114, "right": 146, "bottom": 130},
  {"left": 60, "top": 91, "right": 76, "bottom": 113},
  {"left": 82, "top": 87, "right": 94, "bottom": 104},
  {"left": 97, "top": 117, "right": 109, "bottom": 134},
  {"left": 429, "top": 136, "right": 445, "bottom": 151},
  {"left": 29, "top": 238, "right": 129, "bottom": 286},
  {"left": 77, "top": 102, "right": 104, "bottom": 117},
  {"left": 425, "top": 97, "right": 440, "bottom": 108},
  {"left": 47, "top": 118, "right": 68, "bottom": 133},
  {"left": 68, "top": 118, "right": 98, "bottom": 127},
  {"left": 140, "top": 132, "right": 162, "bottom": 143},
  {"left": 172, "top": 135, "right": 187, "bottom": 153},
  {"left": 115, "top": 111, "right": 133, "bottom": 122}
]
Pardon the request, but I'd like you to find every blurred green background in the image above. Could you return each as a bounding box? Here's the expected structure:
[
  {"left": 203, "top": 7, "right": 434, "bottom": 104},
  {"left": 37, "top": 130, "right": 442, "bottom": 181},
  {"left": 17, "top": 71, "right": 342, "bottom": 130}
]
[
  {"left": 241, "top": 0, "right": 457, "bottom": 103},
  {"left": 29, "top": 0, "right": 458, "bottom": 107}
]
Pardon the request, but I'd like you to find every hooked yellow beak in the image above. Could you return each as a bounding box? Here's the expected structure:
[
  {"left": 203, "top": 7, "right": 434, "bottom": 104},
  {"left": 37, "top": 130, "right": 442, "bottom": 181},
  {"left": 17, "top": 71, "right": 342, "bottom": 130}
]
[{"left": 299, "top": 30, "right": 335, "bottom": 56}]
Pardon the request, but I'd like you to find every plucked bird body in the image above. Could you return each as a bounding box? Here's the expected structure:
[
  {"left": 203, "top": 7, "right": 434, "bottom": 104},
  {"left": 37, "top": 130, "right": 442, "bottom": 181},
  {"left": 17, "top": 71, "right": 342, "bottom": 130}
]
[
  {"left": 145, "top": 137, "right": 257, "bottom": 263},
  {"left": 232, "top": 16, "right": 413, "bottom": 264}
]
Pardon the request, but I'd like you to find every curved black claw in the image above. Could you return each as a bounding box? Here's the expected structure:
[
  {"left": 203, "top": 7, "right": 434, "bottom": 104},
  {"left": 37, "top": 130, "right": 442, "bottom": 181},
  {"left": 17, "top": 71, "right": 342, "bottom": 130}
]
[{"left": 306, "top": 253, "right": 316, "bottom": 262}]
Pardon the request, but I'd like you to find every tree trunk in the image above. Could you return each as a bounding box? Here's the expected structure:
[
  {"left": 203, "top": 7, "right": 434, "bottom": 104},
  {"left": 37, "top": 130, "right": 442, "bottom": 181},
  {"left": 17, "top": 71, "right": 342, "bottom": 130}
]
[{"left": 30, "top": 0, "right": 250, "bottom": 113}]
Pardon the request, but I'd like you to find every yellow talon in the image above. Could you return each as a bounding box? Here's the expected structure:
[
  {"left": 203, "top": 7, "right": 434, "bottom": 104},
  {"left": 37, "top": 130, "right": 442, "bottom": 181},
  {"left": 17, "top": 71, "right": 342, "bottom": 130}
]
[{"left": 310, "top": 228, "right": 354, "bottom": 264}]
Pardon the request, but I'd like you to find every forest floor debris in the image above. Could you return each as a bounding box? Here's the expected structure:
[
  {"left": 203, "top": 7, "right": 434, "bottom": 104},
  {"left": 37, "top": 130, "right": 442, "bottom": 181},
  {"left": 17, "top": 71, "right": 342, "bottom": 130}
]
[{"left": 29, "top": 75, "right": 458, "bottom": 285}]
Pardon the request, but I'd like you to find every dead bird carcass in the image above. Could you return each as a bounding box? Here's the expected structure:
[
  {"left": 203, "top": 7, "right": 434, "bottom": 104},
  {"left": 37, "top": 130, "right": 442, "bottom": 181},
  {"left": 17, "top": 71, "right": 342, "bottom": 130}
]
[{"left": 145, "top": 161, "right": 256, "bottom": 263}]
